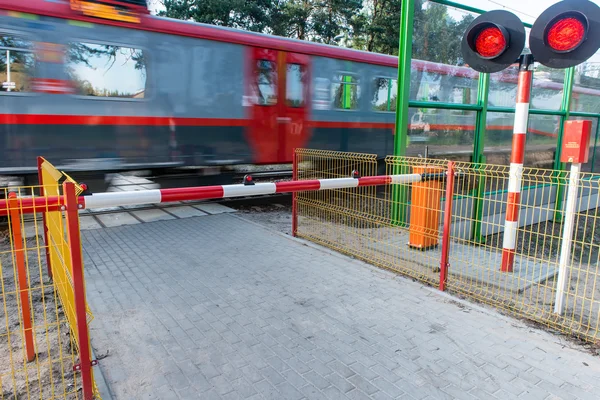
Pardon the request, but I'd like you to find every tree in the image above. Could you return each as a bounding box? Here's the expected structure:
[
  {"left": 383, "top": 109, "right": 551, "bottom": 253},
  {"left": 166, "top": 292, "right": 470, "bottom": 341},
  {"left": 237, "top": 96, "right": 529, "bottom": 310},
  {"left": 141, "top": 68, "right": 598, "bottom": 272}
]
[
  {"left": 309, "top": 0, "right": 363, "bottom": 44},
  {"left": 270, "top": 0, "right": 312, "bottom": 40},
  {"left": 159, "top": 0, "right": 274, "bottom": 33}
]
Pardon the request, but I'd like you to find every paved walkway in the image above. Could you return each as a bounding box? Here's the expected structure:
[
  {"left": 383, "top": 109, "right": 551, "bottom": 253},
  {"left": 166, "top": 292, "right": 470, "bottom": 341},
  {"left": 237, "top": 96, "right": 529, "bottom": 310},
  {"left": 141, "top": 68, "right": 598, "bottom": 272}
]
[{"left": 82, "top": 214, "right": 600, "bottom": 400}]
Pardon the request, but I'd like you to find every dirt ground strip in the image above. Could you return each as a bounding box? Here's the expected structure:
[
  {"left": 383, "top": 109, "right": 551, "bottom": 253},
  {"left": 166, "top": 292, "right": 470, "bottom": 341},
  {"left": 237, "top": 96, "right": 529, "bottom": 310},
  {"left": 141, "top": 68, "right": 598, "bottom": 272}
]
[{"left": 0, "top": 235, "right": 82, "bottom": 399}]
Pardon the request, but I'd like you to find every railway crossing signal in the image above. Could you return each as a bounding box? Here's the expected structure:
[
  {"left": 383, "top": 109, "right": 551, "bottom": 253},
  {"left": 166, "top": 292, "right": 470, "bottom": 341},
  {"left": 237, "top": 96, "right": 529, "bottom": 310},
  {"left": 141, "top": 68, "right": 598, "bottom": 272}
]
[
  {"left": 530, "top": 0, "right": 600, "bottom": 69},
  {"left": 461, "top": 0, "right": 600, "bottom": 73},
  {"left": 460, "top": 0, "right": 600, "bottom": 274},
  {"left": 461, "top": 10, "right": 526, "bottom": 73}
]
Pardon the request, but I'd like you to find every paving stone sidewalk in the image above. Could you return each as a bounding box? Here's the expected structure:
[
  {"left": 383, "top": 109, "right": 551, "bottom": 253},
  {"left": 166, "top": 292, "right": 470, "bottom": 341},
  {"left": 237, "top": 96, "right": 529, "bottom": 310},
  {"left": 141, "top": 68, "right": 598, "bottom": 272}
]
[{"left": 82, "top": 214, "right": 600, "bottom": 400}]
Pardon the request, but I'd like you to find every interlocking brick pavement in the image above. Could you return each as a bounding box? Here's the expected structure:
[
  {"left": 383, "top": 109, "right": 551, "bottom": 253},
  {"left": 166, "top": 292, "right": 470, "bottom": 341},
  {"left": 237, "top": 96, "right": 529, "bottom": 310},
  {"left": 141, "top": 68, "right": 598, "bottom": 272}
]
[{"left": 82, "top": 214, "right": 600, "bottom": 400}]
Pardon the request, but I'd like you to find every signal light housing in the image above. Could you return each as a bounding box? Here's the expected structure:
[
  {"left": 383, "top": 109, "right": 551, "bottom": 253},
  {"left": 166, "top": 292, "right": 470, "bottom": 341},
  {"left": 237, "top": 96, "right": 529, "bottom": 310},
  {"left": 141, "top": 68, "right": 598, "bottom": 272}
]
[
  {"left": 530, "top": 0, "right": 600, "bottom": 69},
  {"left": 461, "top": 10, "right": 526, "bottom": 73}
]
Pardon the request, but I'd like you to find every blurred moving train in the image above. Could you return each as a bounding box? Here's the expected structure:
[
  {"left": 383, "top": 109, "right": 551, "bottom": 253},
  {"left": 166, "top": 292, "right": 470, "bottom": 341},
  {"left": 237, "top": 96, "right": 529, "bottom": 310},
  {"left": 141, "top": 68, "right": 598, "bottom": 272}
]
[{"left": 1, "top": 0, "right": 599, "bottom": 188}]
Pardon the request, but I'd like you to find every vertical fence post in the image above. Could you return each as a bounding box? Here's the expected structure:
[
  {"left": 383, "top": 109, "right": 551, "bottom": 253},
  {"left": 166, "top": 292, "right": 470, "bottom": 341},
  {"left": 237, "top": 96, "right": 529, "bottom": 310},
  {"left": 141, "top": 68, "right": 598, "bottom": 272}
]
[
  {"left": 37, "top": 157, "right": 52, "bottom": 279},
  {"left": 439, "top": 162, "right": 455, "bottom": 291},
  {"left": 8, "top": 193, "right": 36, "bottom": 362},
  {"left": 292, "top": 150, "right": 298, "bottom": 237},
  {"left": 63, "top": 182, "right": 94, "bottom": 400},
  {"left": 554, "top": 162, "right": 581, "bottom": 315}
]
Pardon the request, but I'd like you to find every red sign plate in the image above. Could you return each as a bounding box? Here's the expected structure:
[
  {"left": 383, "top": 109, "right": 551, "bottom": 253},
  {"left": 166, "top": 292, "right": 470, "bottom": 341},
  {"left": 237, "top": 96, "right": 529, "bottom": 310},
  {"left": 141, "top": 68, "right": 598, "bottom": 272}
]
[{"left": 560, "top": 120, "right": 592, "bottom": 163}]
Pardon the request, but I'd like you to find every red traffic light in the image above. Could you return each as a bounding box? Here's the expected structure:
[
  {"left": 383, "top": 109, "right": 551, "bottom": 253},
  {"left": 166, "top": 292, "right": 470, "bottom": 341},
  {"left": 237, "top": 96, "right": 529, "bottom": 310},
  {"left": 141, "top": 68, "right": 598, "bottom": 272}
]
[
  {"left": 530, "top": 0, "right": 600, "bottom": 69},
  {"left": 474, "top": 25, "right": 508, "bottom": 58},
  {"left": 461, "top": 10, "right": 525, "bottom": 73},
  {"left": 546, "top": 14, "right": 587, "bottom": 53}
]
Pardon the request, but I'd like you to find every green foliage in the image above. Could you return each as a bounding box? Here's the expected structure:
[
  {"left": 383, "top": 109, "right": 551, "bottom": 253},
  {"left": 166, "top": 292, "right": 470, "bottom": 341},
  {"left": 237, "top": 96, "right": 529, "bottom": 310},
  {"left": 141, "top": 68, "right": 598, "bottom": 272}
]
[
  {"left": 159, "top": 0, "right": 274, "bottom": 32},
  {"left": 159, "top": 0, "right": 475, "bottom": 63}
]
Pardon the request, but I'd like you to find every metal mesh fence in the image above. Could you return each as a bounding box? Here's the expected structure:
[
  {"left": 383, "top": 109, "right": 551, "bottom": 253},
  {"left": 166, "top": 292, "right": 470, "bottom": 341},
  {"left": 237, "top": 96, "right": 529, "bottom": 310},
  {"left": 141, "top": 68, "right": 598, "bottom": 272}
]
[
  {"left": 295, "top": 148, "right": 600, "bottom": 342},
  {"left": 0, "top": 158, "right": 100, "bottom": 399},
  {"left": 0, "top": 186, "right": 89, "bottom": 399},
  {"left": 445, "top": 163, "right": 600, "bottom": 341}
]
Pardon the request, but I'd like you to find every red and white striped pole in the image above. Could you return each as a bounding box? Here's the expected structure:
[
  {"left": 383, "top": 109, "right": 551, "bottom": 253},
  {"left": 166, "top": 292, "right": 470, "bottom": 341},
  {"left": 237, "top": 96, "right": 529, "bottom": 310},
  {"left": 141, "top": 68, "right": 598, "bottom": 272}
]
[
  {"left": 501, "top": 54, "right": 534, "bottom": 273},
  {"left": 0, "top": 172, "right": 441, "bottom": 216}
]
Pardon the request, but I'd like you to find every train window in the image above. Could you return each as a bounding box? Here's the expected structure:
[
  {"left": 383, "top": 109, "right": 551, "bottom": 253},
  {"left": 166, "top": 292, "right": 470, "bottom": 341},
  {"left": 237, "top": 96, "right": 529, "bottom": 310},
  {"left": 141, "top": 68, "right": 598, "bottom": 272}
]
[
  {"left": 372, "top": 77, "right": 397, "bottom": 112},
  {"left": 286, "top": 63, "right": 305, "bottom": 107},
  {"left": 256, "top": 60, "right": 277, "bottom": 105},
  {"left": 66, "top": 42, "right": 147, "bottom": 99},
  {"left": 332, "top": 74, "right": 360, "bottom": 110},
  {"left": 0, "top": 34, "right": 34, "bottom": 93}
]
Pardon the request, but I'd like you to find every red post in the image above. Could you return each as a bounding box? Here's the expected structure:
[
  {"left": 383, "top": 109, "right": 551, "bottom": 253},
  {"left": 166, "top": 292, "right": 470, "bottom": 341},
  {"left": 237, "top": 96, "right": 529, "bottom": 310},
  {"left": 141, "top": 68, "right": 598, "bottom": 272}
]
[
  {"left": 37, "top": 157, "right": 52, "bottom": 279},
  {"left": 439, "top": 162, "right": 455, "bottom": 292},
  {"left": 63, "top": 182, "right": 94, "bottom": 400},
  {"left": 8, "top": 193, "right": 36, "bottom": 362},
  {"left": 292, "top": 150, "right": 298, "bottom": 237}
]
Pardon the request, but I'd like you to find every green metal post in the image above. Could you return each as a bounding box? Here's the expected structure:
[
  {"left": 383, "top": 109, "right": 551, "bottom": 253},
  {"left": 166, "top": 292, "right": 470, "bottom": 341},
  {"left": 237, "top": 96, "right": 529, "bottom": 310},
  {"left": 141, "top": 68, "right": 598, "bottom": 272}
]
[
  {"left": 391, "top": 0, "right": 415, "bottom": 226},
  {"left": 590, "top": 118, "right": 600, "bottom": 173},
  {"left": 471, "top": 72, "right": 490, "bottom": 243},
  {"left": 553, "top": 67, "right": 575, "bottom": 222}
]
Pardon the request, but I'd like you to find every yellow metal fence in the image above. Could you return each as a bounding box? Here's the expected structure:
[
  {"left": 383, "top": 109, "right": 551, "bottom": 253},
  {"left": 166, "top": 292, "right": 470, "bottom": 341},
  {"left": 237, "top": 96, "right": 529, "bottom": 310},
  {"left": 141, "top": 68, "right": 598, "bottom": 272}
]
[
  {"left": 0, "top": 158, "right": 100, "bottom": 399},
  {"left": 295, "top": 148, "right": 600, "bottom": 343}
]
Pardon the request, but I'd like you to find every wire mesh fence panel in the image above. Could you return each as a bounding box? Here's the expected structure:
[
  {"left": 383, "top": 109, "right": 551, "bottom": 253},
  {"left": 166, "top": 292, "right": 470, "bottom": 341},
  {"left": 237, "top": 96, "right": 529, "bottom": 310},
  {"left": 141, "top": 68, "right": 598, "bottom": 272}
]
[
  {"left": 295, "top": 149, "right": 382, "bottom": 263},
  {"left": 445, "top": 162, "right": 600, "bottom": 342},
  {"left": 0, "top": 185, "right": 87, "bottom": 399},
  {"left": 295, "top": 149, "right": 600, "bottom": 343},
  {"left": 295, "top": 149, "right": 448, "bottom": 287}
]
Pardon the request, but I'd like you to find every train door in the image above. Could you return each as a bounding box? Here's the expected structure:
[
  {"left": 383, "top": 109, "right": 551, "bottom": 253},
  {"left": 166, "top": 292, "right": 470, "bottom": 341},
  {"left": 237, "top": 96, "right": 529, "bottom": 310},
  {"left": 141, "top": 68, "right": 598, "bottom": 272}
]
[
  {"left": 279, "top": 52, "right": 310, "bottom": 161},
  {"left": 249, "top": 48, "right": 310, "bottom": 163}
]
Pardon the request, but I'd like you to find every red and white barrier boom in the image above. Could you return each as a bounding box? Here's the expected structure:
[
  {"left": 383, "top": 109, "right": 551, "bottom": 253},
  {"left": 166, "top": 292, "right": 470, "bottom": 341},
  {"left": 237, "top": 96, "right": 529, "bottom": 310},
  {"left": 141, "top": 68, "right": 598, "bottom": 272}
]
[{"left": 0, "top": 171, "right": 447, "bottom": 216}]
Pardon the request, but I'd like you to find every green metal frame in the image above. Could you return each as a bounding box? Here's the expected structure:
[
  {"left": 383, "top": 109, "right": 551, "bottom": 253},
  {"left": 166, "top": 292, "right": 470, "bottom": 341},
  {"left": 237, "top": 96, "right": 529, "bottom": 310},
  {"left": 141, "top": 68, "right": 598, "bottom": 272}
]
[
  {"left": 471, "top": 73, "right": 490, "bottom": 243},
  {"left": 391, "top": 0, "right": 415, "bottom": 226},
  {"left": 391, "top": 0, "right": 600, "bottom": 237},
  {"left": 590, "top": 118, "right": 600, "bottom": 172}
]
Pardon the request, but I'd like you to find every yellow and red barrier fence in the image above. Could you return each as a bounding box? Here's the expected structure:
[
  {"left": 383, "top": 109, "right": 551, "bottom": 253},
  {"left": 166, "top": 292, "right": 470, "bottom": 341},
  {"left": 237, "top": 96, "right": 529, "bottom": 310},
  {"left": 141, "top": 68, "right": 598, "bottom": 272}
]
[{"left": 1, "top": 157, "right": 99, "bottom": 399}]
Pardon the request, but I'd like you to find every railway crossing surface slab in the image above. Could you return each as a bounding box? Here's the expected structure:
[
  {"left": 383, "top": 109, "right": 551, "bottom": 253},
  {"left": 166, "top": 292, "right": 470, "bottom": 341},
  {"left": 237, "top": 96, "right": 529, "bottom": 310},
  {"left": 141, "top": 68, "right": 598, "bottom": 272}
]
[{"left": 82, "top": 214, "right": 600, "bottom": 400}]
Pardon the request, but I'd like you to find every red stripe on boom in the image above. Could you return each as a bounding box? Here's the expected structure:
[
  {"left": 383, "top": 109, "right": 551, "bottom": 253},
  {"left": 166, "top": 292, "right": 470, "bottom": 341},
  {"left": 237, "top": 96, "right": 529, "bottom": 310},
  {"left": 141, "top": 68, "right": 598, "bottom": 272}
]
[
  {"left": 275, "top": 180, "right": 321, "bottom": 192},
  {"left": 357, "top": 176, "right": 392, "bottom": 187},
  {"left": 160, "top": 187, "right": 225, "bottom": 203}
]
